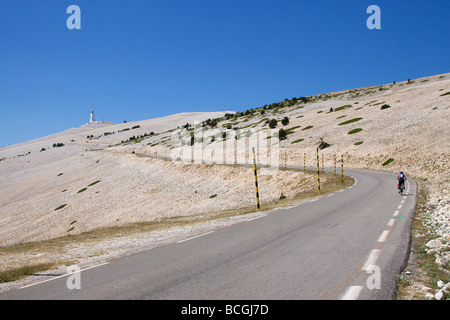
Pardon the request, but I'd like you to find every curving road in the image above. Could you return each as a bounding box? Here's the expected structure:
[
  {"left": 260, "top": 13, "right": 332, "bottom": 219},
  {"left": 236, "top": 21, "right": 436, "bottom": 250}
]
[{"left": 0, "top": 167, "right": 416, "bottom": 300}]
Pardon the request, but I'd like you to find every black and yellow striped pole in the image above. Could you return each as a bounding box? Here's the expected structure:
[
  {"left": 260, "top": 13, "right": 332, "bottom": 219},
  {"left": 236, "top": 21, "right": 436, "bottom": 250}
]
[
  {"left": 341, "top": 154, "right": 344, "bottom": 183},
  {"left": 252, "top": 147, "right": 260, "bottom": 209},
  {"left": 316, "top": 148, "right": 320, "bottom": 194}
]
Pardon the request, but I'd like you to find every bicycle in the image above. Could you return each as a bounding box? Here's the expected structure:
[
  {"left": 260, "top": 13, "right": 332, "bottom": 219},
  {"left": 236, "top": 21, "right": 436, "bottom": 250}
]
[{"left": 398, "top": 181, "right": 405, "bottom": 195}]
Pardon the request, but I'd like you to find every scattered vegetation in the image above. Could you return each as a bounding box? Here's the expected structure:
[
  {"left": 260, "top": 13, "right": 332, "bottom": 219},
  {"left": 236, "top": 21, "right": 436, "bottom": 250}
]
[
  {"left": 338, "top": 117, "right": 363, "bottom": 126},
  {"left": 380, "top": 104, "right": 391, "bottom": 110},
  {"left": 0, "top": 263, "right": 56, "bottom": 284},
  {"left": 291, "top": 139, "right": 304, "bottom": 144},
  {"left": 269, "top": 119, "right": 278, "bottom": 129},
  {"left": 54, "top": 204, "right": 67, "bottom": 211},
  {"left": 52, "top": 143, "right": 64, "bottom": 148},
  {"left": 318, "top": 138, "right": 331, "bottom": 149},
  {"left": 88, "top": 180, "right": 101, "bottom": 187},
  {"left": 347, "top": 128, "right": 363, "bottom": 134},
  {"left": 354, "top": 141, "right": 364, "bottom": 145},
  {"left": 439, "top": 91, "right": 450, "bottom": 96},
  {"left": 278, "top": 128, "right": 287, "bottom": 140},
  {"left": 382, "top": 158, "right": 394, "bottom": 166},
  {"left": 302, "top": 125, "right": 314, "bottom": 130},
  {"left": 333, "top": 104, "right": 353, "bottom": 112},
  {"left": 77, "top": 188, "right": 87, "bottom": 193}
]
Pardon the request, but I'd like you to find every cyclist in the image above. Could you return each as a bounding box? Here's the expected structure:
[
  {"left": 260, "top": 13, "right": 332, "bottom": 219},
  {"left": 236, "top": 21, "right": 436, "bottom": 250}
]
[{"left": 397, "top": 171, "right": 406, "bottom": 193}]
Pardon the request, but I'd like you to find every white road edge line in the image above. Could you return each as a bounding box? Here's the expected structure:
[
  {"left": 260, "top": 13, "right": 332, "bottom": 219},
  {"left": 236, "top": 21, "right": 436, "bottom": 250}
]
[
  {"left": 341, "top": 286, "right": 363, "bottom": 300},
  {"left": 177, "top": 231, "right": 214, "bottom": 243},
  {"left": 247, "top": 215, "right": 266, "bottom": 222},
  {"left": 20, "top": 262, "right": 110, "bottom": 289},
  {"left": 362, "top": 249, "right": 381, "bottom": 271},
  {"left": 377, "top": 230, "right": 390, "bottom": 243}
]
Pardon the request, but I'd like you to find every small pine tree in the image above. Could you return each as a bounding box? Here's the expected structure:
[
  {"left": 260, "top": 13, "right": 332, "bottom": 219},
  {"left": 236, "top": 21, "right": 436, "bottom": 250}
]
[
  {"left": 279, "top": 128, "right": 287, "bottom": 140},
  {"left": 318, "top": 137, "right": 331, "bottom": 149},
  {"left": 269, "top": 119, "right": 278, "bottom": 129}
]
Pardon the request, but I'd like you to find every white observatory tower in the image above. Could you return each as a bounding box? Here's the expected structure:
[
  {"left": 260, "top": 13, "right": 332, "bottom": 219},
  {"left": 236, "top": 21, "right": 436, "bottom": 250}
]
[{"left": 90, "top": 107, "right": 96, "bottom": 123}]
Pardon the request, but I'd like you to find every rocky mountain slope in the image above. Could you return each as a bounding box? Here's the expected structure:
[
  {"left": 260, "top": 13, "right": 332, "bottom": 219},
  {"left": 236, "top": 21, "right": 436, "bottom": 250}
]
[{"left": 0, "top": 72, "right": 448, "bottom": 298}]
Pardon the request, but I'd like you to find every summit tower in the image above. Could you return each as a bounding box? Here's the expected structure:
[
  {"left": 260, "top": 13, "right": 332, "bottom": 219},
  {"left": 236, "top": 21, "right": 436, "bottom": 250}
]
[{"left": 90, "top": 107, "right": 96, "bottom": 123}]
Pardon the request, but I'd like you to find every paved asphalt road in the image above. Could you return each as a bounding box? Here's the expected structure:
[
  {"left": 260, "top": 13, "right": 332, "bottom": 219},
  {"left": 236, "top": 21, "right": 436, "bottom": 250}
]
[{"left": 0, "top": 168, "right": 416, "bottom": 300}]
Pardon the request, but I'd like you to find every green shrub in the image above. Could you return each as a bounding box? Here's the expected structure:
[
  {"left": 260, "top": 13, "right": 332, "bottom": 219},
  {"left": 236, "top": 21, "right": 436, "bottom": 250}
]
[
  {"left": 77, "top": 188, "right": 87, "bottom": 193},
  {"left": 55, "top": 204, "right": 67, "bottom": 211},
  {"left": 354, "top": 141, "right": 364, "bottom": 145},
  {"left": 347, "top": 128, "right": 363, "bottom": 134},
  {"left": 291, "top": 139, "right": 304, "bottom": 144},
  {"left": 88, "top": 180, "right": 101, "bottom": 187},
  {"left": 277, "top": 128, "right": 287, "bottom": 140},
  {"left": 381, "top": 104, "right": 391, "bottom": 110},
  {"left": 269, "top": 119, "right": 278, "bottom": 129},
  {"left": 382, "top": 158, "right": 394, "bottom": 166},
  {"left": 302, "top": 125, "right": 313, "bottom": 130},
  {"left": 334, "top": 104, "right": 352, "bottom": 112},
  {"left": 338, "top": 118, "right": 363, "bottom": 126}
]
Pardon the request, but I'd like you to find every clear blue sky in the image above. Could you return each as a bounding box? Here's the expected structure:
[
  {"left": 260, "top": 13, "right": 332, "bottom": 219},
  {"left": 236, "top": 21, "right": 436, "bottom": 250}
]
[{"left": 1, "top": 0, "right": 449, "bottom": 146}]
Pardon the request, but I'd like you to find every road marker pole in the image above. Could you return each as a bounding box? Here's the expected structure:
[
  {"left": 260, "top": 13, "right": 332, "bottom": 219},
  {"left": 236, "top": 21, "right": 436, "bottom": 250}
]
[
  {"left": 252, "top": 147, "right": 260, "bottom": 209},
  {"left": 317, "top": 148, "right": 320, "bottom": 194},
  {"left": 304, "top": 152, "right": 306, "bottom": 171},
  {"left": 341, "top": 154, "right": 344, "bottom": 183}
]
